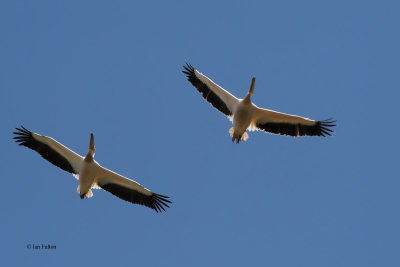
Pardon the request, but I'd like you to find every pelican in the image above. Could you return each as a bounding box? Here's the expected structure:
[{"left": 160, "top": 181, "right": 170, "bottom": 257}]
[
  {"left": 182, "top": 63, "right": 336, "bottom": 143},
  {"left": 13, "top": 126, "right": 171, "bottom": 213}
]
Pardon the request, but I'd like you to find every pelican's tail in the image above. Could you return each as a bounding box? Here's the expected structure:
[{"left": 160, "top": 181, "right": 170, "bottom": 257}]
[
  {"left": 77, "top": 186, "right": 93, "bottom": 199},
  {"left": 229, "top": 128, "right": 249, "bottom": 143}
]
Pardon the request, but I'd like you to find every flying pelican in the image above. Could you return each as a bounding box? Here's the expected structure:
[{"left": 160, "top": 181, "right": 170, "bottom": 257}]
[
  {"left": 13, "top": 126, "right": 171, "bottom": 213},
  {"left": 182, "top": 63, "right": 336, "bottom": 143}
]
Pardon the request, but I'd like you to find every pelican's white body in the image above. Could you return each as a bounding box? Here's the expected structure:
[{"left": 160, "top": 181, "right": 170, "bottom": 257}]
[
  {"left": 231, "top": 96, "right": 254, "bottom": 141},
  {"left": 77, "top": 156, "right": 98, "bottom": 198}
]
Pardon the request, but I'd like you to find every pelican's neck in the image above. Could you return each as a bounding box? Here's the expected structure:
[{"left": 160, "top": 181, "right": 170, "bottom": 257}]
[
  {"left": 243, "top": 77, "right": 256, "bottom": 104},
  {"left": 243, "top": 93, "right": 252, "bottom": 104},
  {"left": 84, "top": 149, "right": 95, "bottom": 162},
  {"left": 85, "top": 133, "right": 96, "bottom": 162},
  {"left": 249, "top": 77, "right": 255, "bottom": 95}
]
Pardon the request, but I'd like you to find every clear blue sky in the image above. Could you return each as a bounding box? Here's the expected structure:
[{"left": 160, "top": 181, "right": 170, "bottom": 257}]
[{"left": 1, "top": 1, "right": 399, "bottom": 266}]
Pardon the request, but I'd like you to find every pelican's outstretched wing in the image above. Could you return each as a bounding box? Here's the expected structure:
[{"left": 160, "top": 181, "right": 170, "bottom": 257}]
[
  {"left": 251, "top": 108, "right": 336, "bottom": 137},
  {"left": 182, "top": 63, "right": 240, "bottom": 117},
  {"left": 96, "top": 167, "right": 171, "bottom": 213},
  {"left": 13, "top": 126, "right": 83, "bottom": 174}
]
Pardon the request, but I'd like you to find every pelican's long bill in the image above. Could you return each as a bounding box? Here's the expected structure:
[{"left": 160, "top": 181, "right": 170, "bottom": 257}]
[
  {"left": 13, "top": 126, "right": 171, "bottom": 213},
  {"left": 182, "top": 63, "right": 336, "bottom": 143}
]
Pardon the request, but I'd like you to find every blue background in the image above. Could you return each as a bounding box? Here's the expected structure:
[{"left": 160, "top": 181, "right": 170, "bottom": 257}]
[{"left": 1, "top": 1, "right": 399, "bottom": 266}]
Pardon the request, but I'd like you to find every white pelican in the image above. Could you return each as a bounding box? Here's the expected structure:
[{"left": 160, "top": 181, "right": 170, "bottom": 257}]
[
  {"left": 183, "top": 63, "right": 336, "bottom": 143},
  {"left": 13, "top": 126, "right": 171, "bottom": 213}
]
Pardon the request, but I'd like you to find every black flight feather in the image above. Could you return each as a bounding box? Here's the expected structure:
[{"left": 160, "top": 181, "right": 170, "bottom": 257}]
[
  {"left": 182, "top": 63, "right": 232, "bottom": 116},
  {"left": 256, "top": 118, "right": 336, "bottom": 137},
  {"left": 99, "top": 183, "right": 171, "bottom": 213},
  {"left": 13, "top": 126, "right": 76, "bottom": 174}
]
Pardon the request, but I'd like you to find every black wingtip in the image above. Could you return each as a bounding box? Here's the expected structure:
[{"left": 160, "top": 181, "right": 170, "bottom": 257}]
[
  {"left": 318, "top": 118, "right": 337, "bottom": 137},
  {"left": 13, "top": 126, "right": 32, "bottom": 144},
  {"left": 182, "top": 62, "right": 195, "bottom": 76},
  {"left": 14, "top": 125, "right": 30, "bottom": 134},
  {"left": 152, "top": 193, "right": 172, "bottom": 213}
]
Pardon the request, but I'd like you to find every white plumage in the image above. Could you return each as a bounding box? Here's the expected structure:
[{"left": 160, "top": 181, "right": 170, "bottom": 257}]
[
  {"left": 183, "top": 63, "right": 336, "bottom": 143},
  {"left": 13, "top": 126, "right": 171, "bottom": 213}
]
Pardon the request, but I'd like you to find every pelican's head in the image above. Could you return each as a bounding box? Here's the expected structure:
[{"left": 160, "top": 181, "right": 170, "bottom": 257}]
[{"left": 248, "top": 77, "right": 255, "bottom": 95}]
